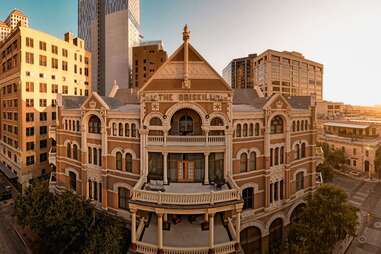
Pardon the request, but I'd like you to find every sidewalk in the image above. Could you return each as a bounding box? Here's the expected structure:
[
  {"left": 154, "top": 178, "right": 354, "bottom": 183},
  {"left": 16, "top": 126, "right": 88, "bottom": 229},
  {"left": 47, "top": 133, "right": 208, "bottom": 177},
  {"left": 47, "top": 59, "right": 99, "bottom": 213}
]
[{"left": 332, "top": 168, "right": 381, "bottom": 183}]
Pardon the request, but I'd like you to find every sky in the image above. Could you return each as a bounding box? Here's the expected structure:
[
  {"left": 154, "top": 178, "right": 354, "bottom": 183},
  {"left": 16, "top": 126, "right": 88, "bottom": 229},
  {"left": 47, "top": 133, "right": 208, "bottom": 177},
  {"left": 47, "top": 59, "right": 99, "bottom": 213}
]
[{"left": 1, "top": 0, "right": 380, "bottom": 106}]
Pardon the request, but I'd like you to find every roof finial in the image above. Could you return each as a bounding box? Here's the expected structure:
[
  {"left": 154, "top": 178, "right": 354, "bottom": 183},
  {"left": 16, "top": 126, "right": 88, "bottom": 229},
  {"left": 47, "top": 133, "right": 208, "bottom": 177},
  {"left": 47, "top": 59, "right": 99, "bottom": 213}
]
[{"left": 183, "top": 24, "right": 190, "bottom": 42}]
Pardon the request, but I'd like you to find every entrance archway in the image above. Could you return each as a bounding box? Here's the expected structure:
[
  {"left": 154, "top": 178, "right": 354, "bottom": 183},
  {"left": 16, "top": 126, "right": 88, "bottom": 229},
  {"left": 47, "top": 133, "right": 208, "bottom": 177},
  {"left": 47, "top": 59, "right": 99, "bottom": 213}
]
[
  {"left": 169, "top": 109, "right": 202, "bottom": 136},
  {"left": 240, "top": 226, "right": 262, "bottom": 254},
  {"left": 269, "top": 218, "right": 283, "bottom": 254},
  {"left": 290, "top": 203, "right": 306, "bottom": 224}
]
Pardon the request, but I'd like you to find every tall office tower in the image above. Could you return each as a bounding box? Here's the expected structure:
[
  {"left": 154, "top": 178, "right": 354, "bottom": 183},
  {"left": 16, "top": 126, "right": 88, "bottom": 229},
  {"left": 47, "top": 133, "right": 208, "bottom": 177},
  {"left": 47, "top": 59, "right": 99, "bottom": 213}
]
[
  {"left": 0, "top": 21, "right": 91, "bottom": 189},
  {"left": 131, "top": 41, "right": 167, "bottom": 89},
  {"left": 0, "top": 9, "right": 29, "bottom": 43},
  {"left": 78, "top": 0, "right": 141, "bottom": 96},
  {"left": 223, "top": 50, "right": 323, "bottom": 101}
]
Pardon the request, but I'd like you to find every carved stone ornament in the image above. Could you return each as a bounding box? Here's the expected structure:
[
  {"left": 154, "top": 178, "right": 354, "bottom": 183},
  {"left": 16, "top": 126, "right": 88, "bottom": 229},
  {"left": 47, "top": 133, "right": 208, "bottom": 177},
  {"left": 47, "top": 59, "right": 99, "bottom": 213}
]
[
  {"left": 152, "top": 102, "right": 160, "bottom": 111},
  {"left": 213, "top": 102, "right": 222, "bottom": 111},
  {"left": 89, "top": 101, "right": 96, "bottom": 109},
  {"left": 276, "top": 100, "right": 283, "bottom": 109}
]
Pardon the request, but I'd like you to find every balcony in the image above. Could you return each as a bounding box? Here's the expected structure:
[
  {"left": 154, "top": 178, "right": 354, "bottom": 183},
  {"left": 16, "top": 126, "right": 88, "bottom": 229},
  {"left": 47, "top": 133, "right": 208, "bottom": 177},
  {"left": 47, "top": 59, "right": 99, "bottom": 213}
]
[
  {"left": 131, "top": 176, "right": 241, "bottom": 207},
  {"left": 147, "top": 136, "right": 225, "bottom": 147},
  {"left": 49, "top": 147, "right": 57, "bottom": 166}
]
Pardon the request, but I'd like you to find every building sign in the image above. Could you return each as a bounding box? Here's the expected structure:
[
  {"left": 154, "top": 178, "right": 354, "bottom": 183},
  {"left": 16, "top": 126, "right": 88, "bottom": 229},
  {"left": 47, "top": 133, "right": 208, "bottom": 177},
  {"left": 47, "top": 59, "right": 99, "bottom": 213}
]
[{"left": 144, "top": 93, "right": 229, "bottom": 102}]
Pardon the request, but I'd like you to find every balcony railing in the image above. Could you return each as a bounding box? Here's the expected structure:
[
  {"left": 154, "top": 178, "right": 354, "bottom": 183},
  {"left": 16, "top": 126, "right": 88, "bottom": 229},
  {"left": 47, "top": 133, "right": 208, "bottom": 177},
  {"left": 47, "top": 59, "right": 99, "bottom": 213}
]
[
  {"left": 131, "top": 176, "right": 241, "bottom": 206},
  {"left": 135, "top": 241, "right": 237, "bottom": 254},
  {"left": 147, "top": 135, "right": 225, "bottom": 146}
]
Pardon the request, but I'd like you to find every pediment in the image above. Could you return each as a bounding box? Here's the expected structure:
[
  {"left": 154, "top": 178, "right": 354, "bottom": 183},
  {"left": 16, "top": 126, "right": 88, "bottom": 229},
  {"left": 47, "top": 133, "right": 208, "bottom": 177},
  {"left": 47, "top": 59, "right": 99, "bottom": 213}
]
[
  {"left": 80, "top": 92, "right": 110, "bottom": 110},
  {"left": 263, "top": 94, "right": 291, "bottom": 111}
]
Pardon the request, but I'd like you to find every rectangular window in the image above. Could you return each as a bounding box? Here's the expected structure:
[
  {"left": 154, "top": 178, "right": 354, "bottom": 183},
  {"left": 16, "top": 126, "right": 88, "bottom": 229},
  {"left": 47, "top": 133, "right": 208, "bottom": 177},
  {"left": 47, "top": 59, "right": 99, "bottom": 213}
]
[
  {"left": 26, "top": 99, "right": 34, "bottom": 107},
  {"left": 62, "top": 61, "right": 68, "bottom": 71},
  {"left": 51, "top": 99, "right": 57, "bottom": 107},
  {"left": 39, "top": 83, "right": 47, "bottom": 93},
  {"left": 25, "top": 82, "right": 34, "bottom": 92},
  {"left": 51, "top": 84, "right": 58, "bottom": 93},
  {"left": 39, "top": 55, "right": 47, "bottom": 66},
  {"left": 40, "top": 153, "right": 47, "bottom": 162},
  {"left": 26, "top": 127, "right": 34, "bottom": 136},
  {"left": 40, "top": 126, "right": 47, "bottom": 135},
  {"left": 26, "top": 112, "right": 34, "bottom": 122},
  {"left": 62, "top": 48, "right": 68, "bottom": 57},
  {"left": 25, "top": 52, "right": 34, "bottom": 64},
  {"left": 39, "top": 41, "right": 46, "bottom": 51},
  {"left": 51, "top": 58, "right": 58, "bottom": 69},
  {"left": 26, "top": 156, "right": 35, "bottom": 166},
  {"left": 26, "top": 37, "right": 34, "bottom": 48},
  {"left": 52, "top": 111, "right": 56, "bottom": 120},
  {"left": 40, "top": 139, "right": 47, "bottom": 149},
  {"left": 26, "top": 142, "right": 34, "bottom": 151},
  {"left": 40, "top": 112, "right": 47, "bottom": 121},
  {"left": 39, "top": 99, "right": 47, "bottom": 107},
  {"left": 51, "top": 45, "right": 58, "bottom": 54},
  {"left": 62, "top": 86, "right": 68, "bottom": 94}
]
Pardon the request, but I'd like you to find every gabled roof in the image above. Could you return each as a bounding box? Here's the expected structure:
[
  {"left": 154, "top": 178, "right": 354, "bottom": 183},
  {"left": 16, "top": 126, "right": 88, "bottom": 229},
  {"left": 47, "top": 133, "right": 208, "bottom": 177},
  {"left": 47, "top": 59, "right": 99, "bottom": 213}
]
[{"left": 139, "top": 26, "right": 232, "bottom": 94}]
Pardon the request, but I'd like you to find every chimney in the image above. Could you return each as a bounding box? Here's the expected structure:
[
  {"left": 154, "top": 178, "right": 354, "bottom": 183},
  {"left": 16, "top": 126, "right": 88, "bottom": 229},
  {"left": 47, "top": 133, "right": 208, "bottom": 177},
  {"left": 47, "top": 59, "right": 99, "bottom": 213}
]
[{"left": 64, "top": 32, "right": 74, "bottom": 44}]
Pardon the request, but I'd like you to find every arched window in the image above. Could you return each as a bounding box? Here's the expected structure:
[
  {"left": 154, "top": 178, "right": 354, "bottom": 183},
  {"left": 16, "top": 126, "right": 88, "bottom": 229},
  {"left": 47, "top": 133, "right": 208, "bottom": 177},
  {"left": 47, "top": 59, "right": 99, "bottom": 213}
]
[
  {"left": 296, "top": 144, "right": 300, "bottom": 160},
  {"left": 242, "top": 187, "right": 254, "bottom": 210},
  {"left": 67, "top": 143, "right": 71, "bottom": 158},
  {"left": 98, "top": 149, "right": 102, "bottom": 166},
  {"left": 296, "top": 172, "right": 304, "bottom": 191},
  {"left": 301, "top": 120, "right": 304, "bottom": 131},
  {"left": 112, "top": 123, "right": 117, "bottom": 136},
  {"left": 240, "top": 153, "right": 248, "bottom": 172},
  {"left": 240, "top": 227, "right": 262, "bottom": 254},
  {"left": 293, "top": 121, "right": 296, "bottom": 132},
  {"left": 305, "top": 120, "right": 308, "bottom": 130},
  {"left": 118, "top": 123, "right": 123, "bottom": 136},
  {"left": 69, "top": 171, "right": 76, "bottom": 191},
  {"left": 297, "top": 120, "right": 300, "bottom": 132},
  {"left": 255, "top": 123, "right": 260, "bottom": 136},
  {"left": 116, "top": 152, "right": 122, "bottom": 170},
  {"left": 88, "top": 115, "right": 101, "bottom": 134},
  {"left": 131, "top": 123, "right": 137, "bottom": 137},
  {"left": 125, "top": 153, "right": 133, "bottom": 172},
  {"left": 249, "top": 123, "right": 254, "bottom": 136},
  {"left": 69, "top": 120, "right": 72, "bottom": 131},
  {"left": 73, "top": 144, "right": 78, "bottom": 160},
  {"left": 249, "top": 152, "right": 256, "bottom": 171},
  {"left": 269, "top": 218, "right": 283, "bottom": 253},
  {"left": 271, "top": 116, "right": 284, "bottom": 134},
  {"left": 275, "top": 148, "right": 279, "bottom": 165},
  {"left": 243, "top": 123, "right": 248, "bottom": 137},
  {"left": 76, "top": 120, "right": 80, "bottom": 132},
  {"left": 280, "top": 147, "right": 284, "bottom": 164},
  {"left": 88, "top": 147, "right": 92, "bottom": 163},
  {"left": 93, "top": 147, "right": 97, "bottom": 165},
  {"left": 118, "top": 187, "right": 129, "bottom": 210},
  {"left": 236, "top": 124, "right": 241, "bottom": 138},
  {"left": 150, "top": 117, "right": 162, "bottom": 126},
  {"left": 125, "top": 123, "right": 130, "bottom": 137},
  {"left": 211, "top": 117, "right": 224, "bottom": 126},
  {"left": 65, "top": 119, "right": 68, "bottom": 130},
  {"left": 301, "top": 143, "right": 306, "bottom": 158}
]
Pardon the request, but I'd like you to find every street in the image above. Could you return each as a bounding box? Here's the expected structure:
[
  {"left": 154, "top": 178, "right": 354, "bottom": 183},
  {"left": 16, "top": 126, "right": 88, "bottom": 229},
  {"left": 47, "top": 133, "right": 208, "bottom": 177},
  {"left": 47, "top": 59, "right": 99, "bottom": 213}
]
[
  {"left": 332, "top": 174, "right": 381, "bottom": 254},
  {"left": 0, "top": 174, "right": 28, "bottom": 254}
]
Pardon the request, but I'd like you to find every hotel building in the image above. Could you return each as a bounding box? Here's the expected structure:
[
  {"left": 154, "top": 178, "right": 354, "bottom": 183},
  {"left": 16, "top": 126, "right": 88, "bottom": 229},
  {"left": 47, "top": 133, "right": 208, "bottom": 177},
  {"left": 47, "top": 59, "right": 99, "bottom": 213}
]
[
  {"left": 0, "top": 9, "right": 29, "bottom": 43},
  {"left": 0, "top": 21, "right": 91, "bottom": 188},
  {"left": 319, "top": 120, "right": 381, "bottom": 179},
  {"left": 78, "top": 0, "right": 141, "bottom": 95},
  {"left": 51, "top": 26, "right": 323, "bottom": 254},
  {"left": 223, "top": 50, "right": 323, "bottom": 101},
  {"left": 131, "top": 40, "right": 168, "bottom": 89}
]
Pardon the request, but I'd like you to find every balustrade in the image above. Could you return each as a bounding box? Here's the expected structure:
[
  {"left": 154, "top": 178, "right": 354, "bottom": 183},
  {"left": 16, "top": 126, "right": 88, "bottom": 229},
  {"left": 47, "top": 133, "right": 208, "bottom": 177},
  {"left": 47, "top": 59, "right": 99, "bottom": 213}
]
[{"left": 147, "top": 135, "right": 225, "bottom": 146}]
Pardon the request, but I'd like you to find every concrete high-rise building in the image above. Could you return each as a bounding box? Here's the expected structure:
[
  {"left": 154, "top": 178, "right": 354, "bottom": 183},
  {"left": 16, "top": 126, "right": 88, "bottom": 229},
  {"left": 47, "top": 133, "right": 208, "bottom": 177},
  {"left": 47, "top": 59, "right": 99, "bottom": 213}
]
[
  {"left": 131, "top": 41, "right": 167, "bottom": 89},
  {"left": 0, "top": 18, "right": 91, "bottom": 188},
  {"left": 0, "top": 9, "right": 29, "bottom": 43},
  {"left": 78, "top": 0, "right": 141, "bottom": 96},
  {"left": 223, "top": 50, "right": 323, "bottom": 100}
]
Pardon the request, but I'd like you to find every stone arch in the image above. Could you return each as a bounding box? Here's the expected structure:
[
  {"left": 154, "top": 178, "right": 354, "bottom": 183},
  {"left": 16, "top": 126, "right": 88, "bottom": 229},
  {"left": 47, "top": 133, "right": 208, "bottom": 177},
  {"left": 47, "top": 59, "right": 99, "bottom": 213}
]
[
  {"left": 265, "top": 212, "right": 287, "bottom": 235},
  {"left": 64, "top": 167, "right": 80, "bottom": 178},
  {"left": 165, "top": 102, "right": 208, "bottom": 126},
  {"left": 208, "top": 112, "right": 228, "bottom": 126},
  {"left": 143, "top": 112, "right": 165, "bottom": 127},
  {"left": 236, "top": 148, "right": 249, "bottom": 160},
  {"left": 267, "top": 112, "right": 290, "bottom": 130},
  {"left": 111, "top": 147, "right": 124, "bottom": 156},
  {"left": 123, "top": 148, "right": 137, "bottom": 159},
  {"left": 112, "top": 182, "right": 133, "bottom": 193},
  {"left": 248, "top": 147, "right": 262, "bottom": 156},
  {"left": 240, "top": 221, "right": 266, "bottom": 236},
  {"left": 82, "top": 111, "right": 105, "bottom": 133},
  {"left": 286, "top": 200, "right": 307, "bottom": 224},
  {"left": 240, "top": 182, "right": 260, "bottom": 193},
  {"left": 292, "top": 168, "right": 307, "bottom": 181}
]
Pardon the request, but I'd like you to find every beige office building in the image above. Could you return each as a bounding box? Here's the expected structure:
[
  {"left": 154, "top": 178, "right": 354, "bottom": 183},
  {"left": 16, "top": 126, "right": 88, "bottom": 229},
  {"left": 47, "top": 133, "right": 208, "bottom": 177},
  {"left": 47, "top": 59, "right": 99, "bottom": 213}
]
[
  {"left": 223, "top": 50, "right": 323, "bottom": 100},
  {"left": 0, "top": 21, "right": 91, "bottom": 188}
]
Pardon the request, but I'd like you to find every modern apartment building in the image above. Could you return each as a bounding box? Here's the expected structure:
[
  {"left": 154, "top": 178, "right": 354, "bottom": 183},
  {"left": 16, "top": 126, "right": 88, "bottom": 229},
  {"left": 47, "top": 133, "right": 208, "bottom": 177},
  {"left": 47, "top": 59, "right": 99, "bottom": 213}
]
[
  {"left": 78, "top": 0, "right": 141, "bottom": 95},
  {"left": 0, "top": 9, "right": 29, "bottom": 42},
  {"left": 319, "top": 120, "right": 381, "bottom": 179},
  {"left": 51, "top": 26, "right": 323, "bottom": 254},
  {"left": 131, "top": 40, "right": 167, "bottom": 89},
  {"left": 223, "top": 50, "right": 323, "bottom": 100},
  {"left": 0, "top": 22, "right": 91, "bottom": 188}
]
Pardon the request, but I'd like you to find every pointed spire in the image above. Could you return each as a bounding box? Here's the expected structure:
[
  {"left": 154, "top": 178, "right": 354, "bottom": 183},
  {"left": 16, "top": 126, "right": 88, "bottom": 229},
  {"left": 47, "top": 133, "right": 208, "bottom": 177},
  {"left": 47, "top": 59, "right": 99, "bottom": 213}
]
[{"left": 183, "top": 24, "right": 190, "bottom": 42}]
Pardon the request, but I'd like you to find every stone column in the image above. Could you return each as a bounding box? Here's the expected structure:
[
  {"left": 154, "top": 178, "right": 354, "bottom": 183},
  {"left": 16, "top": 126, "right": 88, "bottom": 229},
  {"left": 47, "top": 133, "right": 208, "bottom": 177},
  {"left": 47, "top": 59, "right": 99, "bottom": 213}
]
[
  {"left": 131, "top": 209, "right": 137, "bottom": 250},
  {"left": 209, "top": 213, "right": 215, "bottom": 250},
  {"left": 163, "top": 152, "right": 168, "bottom": 184},
  {"left": 236, "top": 211, "right": 241, "bottom": 242},
  {"left": 157, "top": 213, "right": 164, "bottom": 250},
  {"left": 204, "top": 153, "right": 209, "bottom": 184}
]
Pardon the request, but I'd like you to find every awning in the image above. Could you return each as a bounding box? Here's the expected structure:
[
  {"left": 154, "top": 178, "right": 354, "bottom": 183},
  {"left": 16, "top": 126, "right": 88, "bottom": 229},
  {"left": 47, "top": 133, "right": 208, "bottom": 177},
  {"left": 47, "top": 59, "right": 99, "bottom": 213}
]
[
  {"left": 324, "top": 122, "right": 370, "bottom": 129},
  {"left": 0, "top": 163, "right": 17, "bottom": 180}
]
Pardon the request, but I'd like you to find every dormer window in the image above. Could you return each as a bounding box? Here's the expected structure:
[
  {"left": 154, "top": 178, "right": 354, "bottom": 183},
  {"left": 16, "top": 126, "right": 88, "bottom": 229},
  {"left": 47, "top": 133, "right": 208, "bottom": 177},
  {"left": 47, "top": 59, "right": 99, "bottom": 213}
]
[{"left": 88, "top": 115, "right": 101, "bottom": 134}]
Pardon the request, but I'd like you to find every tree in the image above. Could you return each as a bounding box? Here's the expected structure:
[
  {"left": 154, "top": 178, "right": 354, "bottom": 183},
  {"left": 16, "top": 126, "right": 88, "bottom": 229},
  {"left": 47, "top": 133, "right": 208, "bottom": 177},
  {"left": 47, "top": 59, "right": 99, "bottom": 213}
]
[
  {"left": 288, "top": 184, "right": 358, "bottom": 254},
  {"left": 317, "top": 162, "right": 334, "bottom": 182},
  {"left": 80, "top": 213, "right": 129, "bottom": 254}
]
